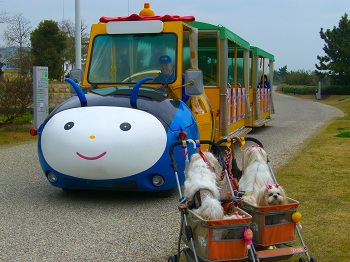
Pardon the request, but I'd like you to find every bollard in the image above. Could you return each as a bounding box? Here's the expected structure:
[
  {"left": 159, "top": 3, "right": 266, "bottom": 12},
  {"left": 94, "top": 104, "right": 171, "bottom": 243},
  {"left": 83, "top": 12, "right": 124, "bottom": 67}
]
[{"left": 316, "top": 81, "right": 322, "bottom": 100}]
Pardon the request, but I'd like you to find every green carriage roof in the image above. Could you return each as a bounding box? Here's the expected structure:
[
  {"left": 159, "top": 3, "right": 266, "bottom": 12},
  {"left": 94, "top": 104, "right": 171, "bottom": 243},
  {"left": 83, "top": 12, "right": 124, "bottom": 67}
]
[
  {"left": 187, "top": 21, "right": 250, "bottom": 50},
  {"left": 187, "top": 21, "right": 274, "bottom": 61},
  {"left": 250, "top": 46, "right": 275, "bottom": 61}
]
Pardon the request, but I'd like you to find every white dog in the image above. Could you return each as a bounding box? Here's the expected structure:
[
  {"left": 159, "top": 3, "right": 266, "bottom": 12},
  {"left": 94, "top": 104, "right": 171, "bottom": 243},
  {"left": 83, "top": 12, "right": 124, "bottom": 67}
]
[
  {"left": 256, "top": 183, "right": 287, "bottom": 206},
  {"left": 238, "top": 145, "right": 274, "bottom": 206},
  {"left": 184, "top": 151, "right": 224, "bottom": 220}
]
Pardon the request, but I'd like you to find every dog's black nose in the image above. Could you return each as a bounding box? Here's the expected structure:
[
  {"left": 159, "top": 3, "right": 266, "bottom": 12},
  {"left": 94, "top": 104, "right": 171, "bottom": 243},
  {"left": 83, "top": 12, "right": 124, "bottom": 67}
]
[{"left": 273, "top": 195, "right": 278, "bottom": 199}]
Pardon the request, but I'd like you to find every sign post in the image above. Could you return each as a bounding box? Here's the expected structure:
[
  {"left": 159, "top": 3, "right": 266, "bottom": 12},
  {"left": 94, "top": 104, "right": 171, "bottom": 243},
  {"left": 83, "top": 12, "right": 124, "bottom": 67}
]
[{"left": 33, "top": 66, "right": 49, "bottom": 129}]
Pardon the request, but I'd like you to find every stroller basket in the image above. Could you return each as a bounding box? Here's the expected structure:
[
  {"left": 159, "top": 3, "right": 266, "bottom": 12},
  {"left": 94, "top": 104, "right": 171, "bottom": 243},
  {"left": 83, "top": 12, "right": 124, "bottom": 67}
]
[
  {"left": 240, "top": 198, "right": 299, "bottom": 246},
  {"left": 182, "top": 207, "right": 252, "bottom": 261}
]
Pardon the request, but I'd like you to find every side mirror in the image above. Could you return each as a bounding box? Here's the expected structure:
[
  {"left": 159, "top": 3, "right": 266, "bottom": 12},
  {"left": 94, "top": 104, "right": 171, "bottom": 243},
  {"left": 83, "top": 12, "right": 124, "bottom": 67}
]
[
  {"left": 185, "top": 69, "right": 204, "bottom": 96},
  {"left": 68, "top": 69, "right": 83, "bottom": 94},
  {"left": 69, "top": 69, "right": 83, "bottom": 84}
]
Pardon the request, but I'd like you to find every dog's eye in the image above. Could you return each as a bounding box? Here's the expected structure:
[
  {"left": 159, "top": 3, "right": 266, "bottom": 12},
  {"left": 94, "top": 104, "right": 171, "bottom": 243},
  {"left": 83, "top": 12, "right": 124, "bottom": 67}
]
[
  {"left": 269, "top": 193, "right": 273, "bottom": 197},
  {"left": 277, "top": 193, "right": 280, "bottom": 195}
]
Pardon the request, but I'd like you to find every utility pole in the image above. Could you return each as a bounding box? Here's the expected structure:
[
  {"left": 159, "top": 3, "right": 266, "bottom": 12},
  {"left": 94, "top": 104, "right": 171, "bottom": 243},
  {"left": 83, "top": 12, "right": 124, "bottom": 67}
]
[{"left": 75, "top": 0, "right": 81, "bottom": 69}]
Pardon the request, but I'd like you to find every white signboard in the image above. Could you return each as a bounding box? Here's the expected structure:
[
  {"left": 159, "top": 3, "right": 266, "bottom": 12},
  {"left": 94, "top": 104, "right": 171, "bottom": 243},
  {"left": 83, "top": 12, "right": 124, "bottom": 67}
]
[{"left": 33, "top": 66, "right": 49, "bottom": 129}]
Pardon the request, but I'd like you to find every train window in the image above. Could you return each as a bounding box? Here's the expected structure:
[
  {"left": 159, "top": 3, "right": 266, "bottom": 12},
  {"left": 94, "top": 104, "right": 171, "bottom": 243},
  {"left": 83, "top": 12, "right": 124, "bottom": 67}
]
[
  {"left": 197, "top": 31, "right": 218, "bottom": 86},
  {"left": 228, "top": 43, "right": 244, "bottom": 87},
  {"left": 88, "top": 33, "right": 177, "bottom": 85}
]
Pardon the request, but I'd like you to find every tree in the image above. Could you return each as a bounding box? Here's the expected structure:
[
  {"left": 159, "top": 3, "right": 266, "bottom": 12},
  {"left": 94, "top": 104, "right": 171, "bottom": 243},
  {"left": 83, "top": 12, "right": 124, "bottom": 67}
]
[
  {"left": 0, "top": 11, "right": 7, "bottom": 24},
  {"left": 0, "top": 13, "right": 33, "bottom": 124},
  {"left": 316, "top": 13, "right": 350, "bottom": 86},
  {"left": 274, "top": 65, "right": 288, "bottom": 83},
  {"left": 30, "top": 20, "right": 67, "bottom": 80},
  {"left": 2, "top": 13, "right": 32, "bottom": 74},
  {"left": 278, "top": 66, "right": 287, "bottom": 81},
  {"left": 59, "top": 19, "right": 89, "bottom": 73},
  {"left": 285, "top": 70, "right": 318, "bottom": 86},
  {"left": 3, "top": 13, "right": 31, "bottom": 51}
]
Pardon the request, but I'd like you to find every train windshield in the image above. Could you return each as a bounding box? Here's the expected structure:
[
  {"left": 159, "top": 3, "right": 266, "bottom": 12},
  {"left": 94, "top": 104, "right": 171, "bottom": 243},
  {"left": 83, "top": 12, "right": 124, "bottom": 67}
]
[{"left": 88, "top": 33, "right": 177, "bottom": 85}]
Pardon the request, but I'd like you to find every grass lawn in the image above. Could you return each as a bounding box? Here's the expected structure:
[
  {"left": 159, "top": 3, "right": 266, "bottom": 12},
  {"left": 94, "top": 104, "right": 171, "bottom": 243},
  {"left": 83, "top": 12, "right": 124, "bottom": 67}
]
[
  {"left": 0, "top": 123, "right": 37, "bottom": 147},
  {"left": 277, "top": 95, "right": 350, "bottom": 261}
]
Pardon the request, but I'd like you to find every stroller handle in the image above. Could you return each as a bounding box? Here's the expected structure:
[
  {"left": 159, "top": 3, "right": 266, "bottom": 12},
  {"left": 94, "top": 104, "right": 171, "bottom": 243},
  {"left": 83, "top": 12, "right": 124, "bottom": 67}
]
[
  {"left": 169, "top": 140, "right": 226, "bottom": 173},
  {"left": 244, "top": 137, "right": 264, "bottom": 148},
  {"left": 216, "top": 136, "right": 264, "bottom": 149}
]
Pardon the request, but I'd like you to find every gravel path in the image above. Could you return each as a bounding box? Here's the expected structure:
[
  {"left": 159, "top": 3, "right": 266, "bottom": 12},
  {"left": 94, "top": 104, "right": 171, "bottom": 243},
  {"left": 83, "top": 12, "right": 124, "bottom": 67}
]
[{"left": 0, "top": 92, "right": 343, "bottom": 261}]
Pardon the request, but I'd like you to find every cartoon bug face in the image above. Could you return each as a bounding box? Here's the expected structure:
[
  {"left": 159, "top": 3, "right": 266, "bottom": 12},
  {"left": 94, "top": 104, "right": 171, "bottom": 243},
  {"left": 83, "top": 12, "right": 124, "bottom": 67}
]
[{"left": 41, "top": 106, "right": 167, "bottom": 180}]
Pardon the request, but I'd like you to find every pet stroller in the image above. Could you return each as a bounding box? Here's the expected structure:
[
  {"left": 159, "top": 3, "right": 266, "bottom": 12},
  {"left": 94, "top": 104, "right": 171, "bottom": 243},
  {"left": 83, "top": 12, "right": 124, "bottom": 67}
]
[
  {"left": 218, "top": 136, "right": 317, "bottom": 262},
  {"left": 168, "top": 139, "right": 256, "bottom": 262}
]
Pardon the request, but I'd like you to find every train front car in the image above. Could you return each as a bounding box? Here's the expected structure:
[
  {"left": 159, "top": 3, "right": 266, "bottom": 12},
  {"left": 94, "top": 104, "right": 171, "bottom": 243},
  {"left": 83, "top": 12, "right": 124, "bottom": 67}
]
[
  {"left": 37, "top": 81, "right": 198, "bottom": 193},
  {"left": 35, "top": 4, "right": 203, "bottom": 193}
]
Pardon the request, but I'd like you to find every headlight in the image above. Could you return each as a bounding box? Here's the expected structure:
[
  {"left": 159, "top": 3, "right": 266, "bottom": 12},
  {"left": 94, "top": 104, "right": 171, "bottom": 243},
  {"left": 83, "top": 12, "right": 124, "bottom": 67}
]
[
  {"left": 47, "top": 172, "right": 58, "bottom": 183},
  {"left": 152, "top": 175, "right": 164, "bottom": 187}
]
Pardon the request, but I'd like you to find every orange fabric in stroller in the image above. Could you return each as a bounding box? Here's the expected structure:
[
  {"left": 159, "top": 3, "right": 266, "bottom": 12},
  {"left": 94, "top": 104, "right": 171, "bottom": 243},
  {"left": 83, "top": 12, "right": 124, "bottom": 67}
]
[
  {"left": 241, "top": 198, "right": 299, "bottom": 246},
  {"left": 183, "top": 208, "right": 252, "bottom": 261}
]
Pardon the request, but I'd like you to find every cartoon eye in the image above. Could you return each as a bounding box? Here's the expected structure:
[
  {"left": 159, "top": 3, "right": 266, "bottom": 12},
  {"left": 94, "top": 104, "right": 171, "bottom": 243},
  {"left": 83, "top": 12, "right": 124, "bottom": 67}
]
[
  {"left": 120, "top": 122, "right": 131, "bottom": 131},
  {"left": 64, "top": 122, "right": 74, "bottom": 130}
]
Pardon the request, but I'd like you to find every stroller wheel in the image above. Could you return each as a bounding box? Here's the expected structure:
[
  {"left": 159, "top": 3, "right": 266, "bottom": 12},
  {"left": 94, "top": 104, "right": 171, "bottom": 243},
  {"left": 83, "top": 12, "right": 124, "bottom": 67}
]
[
  {"left": 310, "top": 258, "right": 317, "bottom": 262},
  {"left": 298, "top": 258, "right": 306, "bottom": 262},
  {"left": 168, "top": 255, "right": 177, "bottom": 262}
]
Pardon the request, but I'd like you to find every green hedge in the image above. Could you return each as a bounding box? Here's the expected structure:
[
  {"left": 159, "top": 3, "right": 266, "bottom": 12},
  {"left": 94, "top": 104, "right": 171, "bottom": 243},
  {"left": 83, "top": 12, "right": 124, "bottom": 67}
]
[{"left": 278, "top": 85, "right": 350, "bottom": 95}]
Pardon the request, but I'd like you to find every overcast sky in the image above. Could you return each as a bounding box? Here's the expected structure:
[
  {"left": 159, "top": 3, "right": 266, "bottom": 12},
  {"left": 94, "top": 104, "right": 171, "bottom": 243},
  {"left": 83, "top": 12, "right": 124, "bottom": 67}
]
[{"left": 1, "top": 0, "right": 349, "bottom": 71}]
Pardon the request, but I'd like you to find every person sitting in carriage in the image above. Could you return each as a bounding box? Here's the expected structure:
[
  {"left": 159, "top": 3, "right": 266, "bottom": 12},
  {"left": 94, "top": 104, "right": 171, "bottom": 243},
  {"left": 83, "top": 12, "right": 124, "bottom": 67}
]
[{"left": 258, "top": 74, "right": 270, "bottom": 89}]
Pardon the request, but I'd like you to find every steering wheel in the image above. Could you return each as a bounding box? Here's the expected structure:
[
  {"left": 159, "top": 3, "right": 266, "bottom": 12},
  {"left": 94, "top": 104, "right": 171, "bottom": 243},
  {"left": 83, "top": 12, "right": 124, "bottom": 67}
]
[{"left": 122, "top": 70, "right": 160, "bottom": 83}]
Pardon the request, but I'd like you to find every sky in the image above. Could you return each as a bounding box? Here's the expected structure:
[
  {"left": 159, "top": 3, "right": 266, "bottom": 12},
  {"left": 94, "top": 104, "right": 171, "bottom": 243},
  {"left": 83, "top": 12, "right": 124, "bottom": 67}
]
[{"left": 0, "top": 0, "right": 349, "bottom": 71}]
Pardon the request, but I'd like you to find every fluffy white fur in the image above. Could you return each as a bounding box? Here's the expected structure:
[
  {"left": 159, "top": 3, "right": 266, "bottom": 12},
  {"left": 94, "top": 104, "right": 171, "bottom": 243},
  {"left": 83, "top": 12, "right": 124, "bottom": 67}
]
[
  {"left": 238, "top": 146, "right": 274, "bottom": 206},
  {"left": 257, "top": 184, "right": 287, "bottom": 206},
  {"left": 184, "top": 151, "right": 224, "bottom": 220}
]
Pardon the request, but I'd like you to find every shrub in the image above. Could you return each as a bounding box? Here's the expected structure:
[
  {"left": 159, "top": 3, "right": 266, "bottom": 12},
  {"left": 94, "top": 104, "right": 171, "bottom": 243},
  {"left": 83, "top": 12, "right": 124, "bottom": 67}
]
[
  {"left": 278, "top": 85, "right": 316, "bottom": 95},
  {"left": 0, "top": 75, "right": 33, "bottom": 123},
  {"left": 278, "top": 85, "right": 350, "bottom": 95},
  {"left": 321, "top": 85, "right": 350, "bottom": 95}
]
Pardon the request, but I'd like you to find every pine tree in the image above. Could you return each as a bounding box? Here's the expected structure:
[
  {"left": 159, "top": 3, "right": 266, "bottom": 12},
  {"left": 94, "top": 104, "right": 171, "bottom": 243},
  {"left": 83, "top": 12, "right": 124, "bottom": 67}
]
[{"left": 316, "top": 14, "right": 350, "bottom": 86}]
